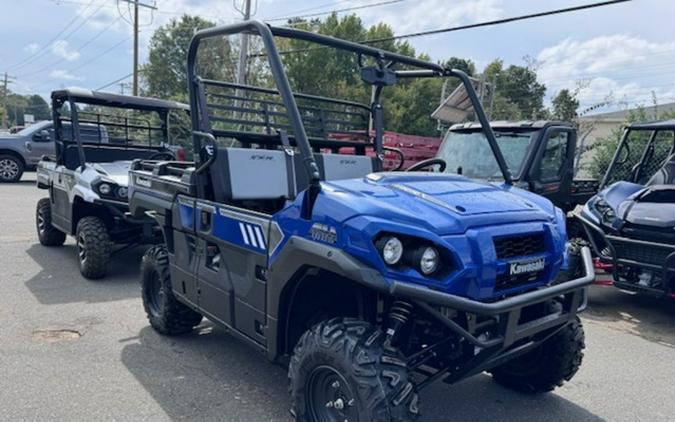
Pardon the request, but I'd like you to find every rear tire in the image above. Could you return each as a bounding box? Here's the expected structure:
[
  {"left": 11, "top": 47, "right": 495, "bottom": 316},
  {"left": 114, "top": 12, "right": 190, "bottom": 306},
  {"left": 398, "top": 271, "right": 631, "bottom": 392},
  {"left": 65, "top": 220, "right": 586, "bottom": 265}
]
[
  {"left": 36, "top": 198, "right": 66, "bottom": 246},
  {"left": 141, "top": 245, "right": 202, "bottom": 335},
  {"left": 76, "top": 216, "right": 111, "bottom": 279},
  {"left": 0, "top": 154, "right": 24, "bottom": 182},
  {"left": 289, "top": 318, "right": 419, "bottom": 422},
  {"left": 490, "top": 318, "right": 585, "bottom": 393}
]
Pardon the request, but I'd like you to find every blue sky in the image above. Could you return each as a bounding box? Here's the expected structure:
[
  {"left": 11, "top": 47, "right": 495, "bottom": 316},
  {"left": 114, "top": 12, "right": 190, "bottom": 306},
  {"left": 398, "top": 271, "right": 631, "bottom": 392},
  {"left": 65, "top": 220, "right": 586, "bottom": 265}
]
[{"left": 1, "top": 0, "right": 673, "bottom": 113}]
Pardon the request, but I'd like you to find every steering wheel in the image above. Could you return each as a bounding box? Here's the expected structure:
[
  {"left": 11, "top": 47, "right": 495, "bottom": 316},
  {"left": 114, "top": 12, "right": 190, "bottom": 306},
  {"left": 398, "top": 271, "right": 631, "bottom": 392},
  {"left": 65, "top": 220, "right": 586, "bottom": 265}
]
[
  {"left": 148, "top": 150, "right": 176, "bottom": 161},
  {"left": 406, "top": 158, "right": 447, "bottom": 172},
  {"left": 383, "top": 146, "right": 406, "bottom": 171}
]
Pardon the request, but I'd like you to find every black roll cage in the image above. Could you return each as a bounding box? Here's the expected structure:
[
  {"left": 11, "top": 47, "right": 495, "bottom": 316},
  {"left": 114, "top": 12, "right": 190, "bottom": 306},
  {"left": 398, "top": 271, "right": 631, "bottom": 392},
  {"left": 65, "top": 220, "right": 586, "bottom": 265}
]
[
  {"left": 186, "top": 20, "right": 512, "bottom": 213},
  {"left": 51, "top": 89, "right": 190, "bottom": 168},
  {"left": 600, "top": 121, "right": 675, "bottom": 189}
]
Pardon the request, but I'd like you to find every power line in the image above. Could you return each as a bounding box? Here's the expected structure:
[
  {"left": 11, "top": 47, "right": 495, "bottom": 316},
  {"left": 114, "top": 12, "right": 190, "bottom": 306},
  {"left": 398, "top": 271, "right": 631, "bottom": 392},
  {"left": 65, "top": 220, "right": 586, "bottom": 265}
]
[
  {"left": 18, "top": 17, "right": 123, "bottom": 79},
  {"left": 32, "top": 36, "right": 132, "bottom": 89},
  {"left": 265, "top": 0, "right": 405, "bottom": 22},
  {"left": 368, "top": 0, "right": 632, "bottom": 44},
  {"left": 6, "top": 0, "right": 98, "bottom": 70},
  {"left": 11, "top": 0, "right": 107, "bottom": 72},
  {"left": 274, "top": 0, "right": 632, "bottom": 55},
  {"left": 96, "top": 73, "right": 133, "bottom": 91},
  {"left": 261, "top": 0, "right": 357, "bottom": 20}
]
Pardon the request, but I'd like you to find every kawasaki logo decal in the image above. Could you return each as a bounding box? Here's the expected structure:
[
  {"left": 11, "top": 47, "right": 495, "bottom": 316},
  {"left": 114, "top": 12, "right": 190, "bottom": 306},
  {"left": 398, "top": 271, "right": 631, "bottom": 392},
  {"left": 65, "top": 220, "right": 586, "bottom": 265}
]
[{"left": 509, "top": 258, "right": 545, "bottom": 276}]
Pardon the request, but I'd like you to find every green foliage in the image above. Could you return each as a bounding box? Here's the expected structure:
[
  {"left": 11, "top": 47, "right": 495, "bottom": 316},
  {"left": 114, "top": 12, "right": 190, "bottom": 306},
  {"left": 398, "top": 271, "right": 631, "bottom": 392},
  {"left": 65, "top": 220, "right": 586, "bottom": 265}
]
[
  {"left": 552, "top": 89, "right": 579, "bottom": 122},
  {"left": 483, "top": 59, "right": 547, "bottom": 120},
  {"left": 141, "top": 15, "right": 220, "bottom": 101},
  {"left": 4, "top": 92, "right": 50, "bottom": 125},
  {"left": 588, "top": 107, "right": 675, "bottom": 180}
]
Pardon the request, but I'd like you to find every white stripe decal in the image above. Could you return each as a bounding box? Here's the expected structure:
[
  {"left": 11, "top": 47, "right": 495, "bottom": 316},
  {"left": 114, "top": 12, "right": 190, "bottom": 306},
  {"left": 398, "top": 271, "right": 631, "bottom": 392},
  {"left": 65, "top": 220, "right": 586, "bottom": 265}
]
[
  {"left": 239, "top": 222, "right": 250, "bottom": 245},
  {"left": 246, "top": 224, "right": 258, "bottom": 248},
  {"left": 254, "top": 226, "right": 266, "bottom": 249}
]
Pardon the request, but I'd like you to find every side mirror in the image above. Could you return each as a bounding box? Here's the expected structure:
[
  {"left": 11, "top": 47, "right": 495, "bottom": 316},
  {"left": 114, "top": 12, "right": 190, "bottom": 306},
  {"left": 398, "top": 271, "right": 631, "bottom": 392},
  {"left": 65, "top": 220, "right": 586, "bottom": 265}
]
[{"left": 33, "top": 130, "right": 51, "bottom": 142}]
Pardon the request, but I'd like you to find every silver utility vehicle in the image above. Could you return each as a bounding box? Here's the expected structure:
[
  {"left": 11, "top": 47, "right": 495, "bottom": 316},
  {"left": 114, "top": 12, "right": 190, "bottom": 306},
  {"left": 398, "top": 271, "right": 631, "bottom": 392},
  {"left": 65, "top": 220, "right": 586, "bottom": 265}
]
[{"left": 36, "top": 89, "right": 189, "bottom": 279}]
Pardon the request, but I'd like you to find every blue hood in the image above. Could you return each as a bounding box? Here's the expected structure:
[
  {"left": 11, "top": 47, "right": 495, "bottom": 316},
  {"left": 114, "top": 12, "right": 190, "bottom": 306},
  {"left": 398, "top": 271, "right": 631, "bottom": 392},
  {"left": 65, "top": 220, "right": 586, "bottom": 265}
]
[{"left": 311, "top": 172, "right": 555, "bottom": 236}]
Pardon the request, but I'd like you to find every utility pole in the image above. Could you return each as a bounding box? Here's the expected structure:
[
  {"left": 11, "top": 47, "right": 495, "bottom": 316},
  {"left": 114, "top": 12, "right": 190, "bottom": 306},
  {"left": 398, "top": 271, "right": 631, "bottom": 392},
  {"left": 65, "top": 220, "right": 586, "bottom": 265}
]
[
  {"left": 119, "top": 1, "right": 157, "bottom": 96},
  {"left": 133, "top": 0, "right": 139, "bottom": 96},
  {"left": 234, "top": 0, "right": 257, "bottom": 85},
  {"left": 2, "top": 72, "right": 16, "bottom": 129}
]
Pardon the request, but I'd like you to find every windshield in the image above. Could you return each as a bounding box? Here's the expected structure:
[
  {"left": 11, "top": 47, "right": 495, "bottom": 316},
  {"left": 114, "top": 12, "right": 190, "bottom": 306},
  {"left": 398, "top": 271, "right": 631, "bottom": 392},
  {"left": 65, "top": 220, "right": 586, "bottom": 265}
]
[
  {"left": 16, "top": 121, "right": 51, "bottom": 136},
  {"left": 436, "top": 130, "right": 537, "bottom": 179}
]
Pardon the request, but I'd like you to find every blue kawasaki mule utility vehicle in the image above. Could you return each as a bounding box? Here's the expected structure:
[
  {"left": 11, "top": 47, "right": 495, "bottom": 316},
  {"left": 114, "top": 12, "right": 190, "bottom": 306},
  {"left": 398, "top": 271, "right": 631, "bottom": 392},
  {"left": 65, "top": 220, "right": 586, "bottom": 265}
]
[
  {"left": 129, "top": 21, "right": 594, "bottom": 421},
  {"left": 577, "top": 120, "right": 675, "bottom": 297}
]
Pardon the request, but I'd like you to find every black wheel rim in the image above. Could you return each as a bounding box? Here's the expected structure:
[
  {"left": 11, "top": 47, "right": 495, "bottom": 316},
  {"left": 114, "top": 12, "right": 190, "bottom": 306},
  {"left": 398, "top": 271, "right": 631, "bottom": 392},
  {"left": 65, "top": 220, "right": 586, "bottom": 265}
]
[
  {"left": 37, "top": 212, "right": 46, "bottom": 236},
  {"left": 307, "top": 366, "right": 359, "bottom": 422},
  {"left": 77, "top": 233, "right": 87, "bottom": 265},
  {"left": 146, "top": 271, "right": 164, "bottom": 317},
  {"left": 0, "top": 158, "right": 19, "bottom": 180}
]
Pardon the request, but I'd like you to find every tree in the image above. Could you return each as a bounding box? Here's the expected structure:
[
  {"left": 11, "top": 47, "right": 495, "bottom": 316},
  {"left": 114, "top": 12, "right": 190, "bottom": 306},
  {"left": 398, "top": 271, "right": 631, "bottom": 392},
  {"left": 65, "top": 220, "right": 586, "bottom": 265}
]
[
  {"left": 482, "top": 59, "right": 547, "bottom": 120},
  {"left": 141, "top": 15, "right": 219, "bottom": 101},
  {"left": 2, "top": 92, "right": 50, "bottom": 125},
  {"left": 552, "top": 89, "right": 579, "bottom": 122}
]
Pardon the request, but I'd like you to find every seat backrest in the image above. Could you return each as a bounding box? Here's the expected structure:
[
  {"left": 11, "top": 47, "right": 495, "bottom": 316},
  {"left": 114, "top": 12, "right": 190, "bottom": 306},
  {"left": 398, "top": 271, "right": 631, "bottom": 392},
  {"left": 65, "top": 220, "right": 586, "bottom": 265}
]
[
  {"left": 647, "top": 153, "right": 675, "bottom": 186},
  {"left": 210, "top": 147, "right": 296, "bottom": 202},
  {"left": 295, "top": 153, "right": 376, "bottom": 192},
  {"left": 62, "top": 144, "right": 161, "bottom": 170}
]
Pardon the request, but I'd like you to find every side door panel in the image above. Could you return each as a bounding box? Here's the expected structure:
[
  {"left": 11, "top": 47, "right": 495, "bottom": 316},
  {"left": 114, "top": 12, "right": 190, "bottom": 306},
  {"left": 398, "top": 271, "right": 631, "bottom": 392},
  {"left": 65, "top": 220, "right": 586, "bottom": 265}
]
[
  {"left": 169, "top": 196, "right": 201, "bottom": 307},
  {"left": 529, "top": 128, "right": 575, "bottom": 208},
  {"left": 50, "top": 169, "right": 75, "bottom": 233},
  {"left": 195, "top": 201, "right": 269, "bottom": 345}
]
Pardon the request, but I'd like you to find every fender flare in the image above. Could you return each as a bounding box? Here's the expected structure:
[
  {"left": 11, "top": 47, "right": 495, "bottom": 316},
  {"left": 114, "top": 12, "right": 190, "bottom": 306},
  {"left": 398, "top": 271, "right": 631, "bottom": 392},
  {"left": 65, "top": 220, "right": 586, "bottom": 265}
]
[{"left": 265, "top": 236, "right": 389, "bottom": 359}]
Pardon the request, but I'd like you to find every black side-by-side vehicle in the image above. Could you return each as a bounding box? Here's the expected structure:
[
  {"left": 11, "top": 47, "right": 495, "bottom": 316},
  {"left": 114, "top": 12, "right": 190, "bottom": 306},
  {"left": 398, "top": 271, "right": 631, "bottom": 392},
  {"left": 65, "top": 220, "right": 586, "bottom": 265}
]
[{"left": 577, "top": 120, "right": 675, "bottom": 297}]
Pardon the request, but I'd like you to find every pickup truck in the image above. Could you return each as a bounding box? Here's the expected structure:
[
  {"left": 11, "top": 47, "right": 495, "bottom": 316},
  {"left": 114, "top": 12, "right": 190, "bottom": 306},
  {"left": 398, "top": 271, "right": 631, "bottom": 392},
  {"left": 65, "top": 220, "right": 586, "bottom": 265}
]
[{"left": 0, "top": 120, "right": 107, "bottom": 182}]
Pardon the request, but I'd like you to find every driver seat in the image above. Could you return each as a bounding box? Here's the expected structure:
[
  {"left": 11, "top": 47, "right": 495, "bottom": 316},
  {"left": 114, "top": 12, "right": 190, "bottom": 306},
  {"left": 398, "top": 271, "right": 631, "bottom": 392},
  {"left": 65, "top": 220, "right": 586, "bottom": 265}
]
[{"left": 646, "top": 153, "right": 675, "bottom": 186}]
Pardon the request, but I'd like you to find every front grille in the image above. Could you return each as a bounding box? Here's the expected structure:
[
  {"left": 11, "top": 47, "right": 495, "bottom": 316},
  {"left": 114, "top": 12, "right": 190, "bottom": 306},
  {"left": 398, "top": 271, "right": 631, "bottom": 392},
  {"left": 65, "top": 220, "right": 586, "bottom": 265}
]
[
  {"left": 622, "top": 223, "right": 675, "bottom": 244},
  {"left": 614, "top": 239, "right": 673, "bottom": 266},
  {"left": 496, "top": 270, "right": 544, "bottom": 290},
  {"left": 494, "top": 233, "right": 545, "bottom": 259}
]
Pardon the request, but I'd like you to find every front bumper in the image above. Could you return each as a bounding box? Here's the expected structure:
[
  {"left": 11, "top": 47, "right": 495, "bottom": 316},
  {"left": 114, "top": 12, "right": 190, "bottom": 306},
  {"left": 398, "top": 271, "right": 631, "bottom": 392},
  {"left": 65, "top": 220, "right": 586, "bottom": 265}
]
[
  {"left": 576, "top": 212, "right": 675, "bottom": 286},
  {"left": 388, "top": 247, "right": 594, "bottom": 386},
  {"left": 390, "top": 247, "right": 593, "bottom": 350}
]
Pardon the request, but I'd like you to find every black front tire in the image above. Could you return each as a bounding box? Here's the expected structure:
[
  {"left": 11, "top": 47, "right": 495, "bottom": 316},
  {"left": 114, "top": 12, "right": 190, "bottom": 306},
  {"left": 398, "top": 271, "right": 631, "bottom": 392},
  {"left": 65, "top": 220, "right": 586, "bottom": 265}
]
[
  {"left": 141, "top": 245, "right": 202, "bottom": 335},
  {"left": 0, "top": 154, "right": 24, "bottom": 182},
  {"left": 289, "top": 318, "right": 419, "bottom": 422},
  {"left": 36, "top": 198, "right": 66, "bottom": 246},
  {"left": 76, "top": 216, "right": 111, "bottom": 279},
  {"left": 490, "top": 318, "right": 585, "bottom": 393}
]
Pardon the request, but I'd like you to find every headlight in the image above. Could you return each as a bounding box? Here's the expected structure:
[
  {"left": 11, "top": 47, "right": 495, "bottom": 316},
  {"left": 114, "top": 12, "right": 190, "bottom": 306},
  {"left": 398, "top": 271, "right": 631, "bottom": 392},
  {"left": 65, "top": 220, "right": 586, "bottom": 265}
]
[
  {"left": 593, "top": 199, "right": 616, "bottom": 224},
  {"left": 117, "top": 186, "right": 128, "bottom": 199},
  {"left": 418, "top": 246, "right": 440, "bottom": 275},
  {"left": 98, "top": 183, "right": 112, "bottom": 195},
  {"left": 378, "top": 236, "right": 403, "bottom": 265}
]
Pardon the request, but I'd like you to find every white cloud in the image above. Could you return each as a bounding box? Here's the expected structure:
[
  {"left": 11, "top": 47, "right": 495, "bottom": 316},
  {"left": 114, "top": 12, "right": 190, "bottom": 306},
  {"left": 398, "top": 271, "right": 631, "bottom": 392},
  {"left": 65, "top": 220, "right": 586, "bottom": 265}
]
[
  {"left": 24, "top": 43, "right": 41, "bottom": 54},
  {"left": 537, "top": 35, "right": 675, "bottom": 110},
  {"left": 359, "top": 0, "right": 504, "bottom": 34},
  {"left": 51, "top": 40, "right": 80, "bottom": 61},
  {"left": 49, "top": 69, "right": 83, "bottom": 81}
]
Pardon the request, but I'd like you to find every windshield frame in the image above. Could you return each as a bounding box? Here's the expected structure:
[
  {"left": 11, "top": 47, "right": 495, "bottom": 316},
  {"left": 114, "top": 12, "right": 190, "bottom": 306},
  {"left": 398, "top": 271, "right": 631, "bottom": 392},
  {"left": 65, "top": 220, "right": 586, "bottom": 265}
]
[{"left": 437, "top": 128, "right": 540, "bottom": 181}]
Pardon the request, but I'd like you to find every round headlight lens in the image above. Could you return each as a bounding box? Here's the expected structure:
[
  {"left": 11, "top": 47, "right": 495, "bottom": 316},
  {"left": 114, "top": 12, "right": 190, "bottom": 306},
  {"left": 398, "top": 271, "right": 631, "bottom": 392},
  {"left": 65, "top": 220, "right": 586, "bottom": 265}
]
[
  {"left": 419, "top": 246, "right": 440, "bottom": 275},
  {"left": 98, "top": 183, "right": 112, "bottom": 195},
  {"left": 117, "top": 186, "right": 128, "bottom": 198},
  {"left": 381, "top": 237, "right": 403, "bottom": 265}
]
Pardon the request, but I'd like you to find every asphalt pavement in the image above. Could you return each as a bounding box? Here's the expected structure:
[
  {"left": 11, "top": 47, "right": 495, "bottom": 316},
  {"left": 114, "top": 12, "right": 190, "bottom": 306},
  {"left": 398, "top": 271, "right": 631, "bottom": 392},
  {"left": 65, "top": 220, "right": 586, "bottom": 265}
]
[{"left": 1, "top": 173, "right": 674, "bottom": 421}]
